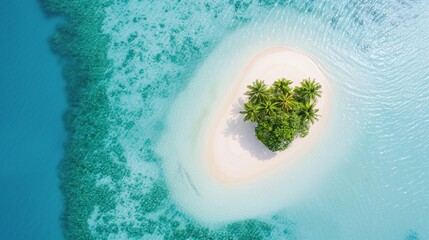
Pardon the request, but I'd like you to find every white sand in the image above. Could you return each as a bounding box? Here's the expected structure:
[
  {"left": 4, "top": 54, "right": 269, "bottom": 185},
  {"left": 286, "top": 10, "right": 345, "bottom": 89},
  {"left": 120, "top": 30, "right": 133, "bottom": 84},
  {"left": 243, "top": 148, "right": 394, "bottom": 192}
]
[
  {"left": 206, "top": 47, "right": 332, "bottom": 184},
  {"left": 156, "top": 15, "right": 353, "bottom": 223}
]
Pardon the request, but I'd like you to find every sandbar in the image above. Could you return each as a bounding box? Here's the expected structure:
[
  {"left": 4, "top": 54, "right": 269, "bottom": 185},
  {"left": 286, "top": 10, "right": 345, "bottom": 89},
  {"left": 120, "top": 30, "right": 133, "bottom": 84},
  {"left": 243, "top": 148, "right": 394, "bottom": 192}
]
[{"left": 206, "top": 47, "right": 331, "bottom": 184}]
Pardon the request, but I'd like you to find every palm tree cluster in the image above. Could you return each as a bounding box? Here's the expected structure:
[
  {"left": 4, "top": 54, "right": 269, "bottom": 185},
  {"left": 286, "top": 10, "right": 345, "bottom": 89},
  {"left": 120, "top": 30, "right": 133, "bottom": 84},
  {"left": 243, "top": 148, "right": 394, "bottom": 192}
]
[{"left": 240, "top": 78, "right": 322, "bottom": 152}]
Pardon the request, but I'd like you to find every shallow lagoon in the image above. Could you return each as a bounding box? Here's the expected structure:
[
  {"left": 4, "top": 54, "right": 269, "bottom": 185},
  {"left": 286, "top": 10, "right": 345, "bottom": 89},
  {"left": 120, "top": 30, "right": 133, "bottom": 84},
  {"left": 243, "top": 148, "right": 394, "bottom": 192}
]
[{"left": 5, "top": 0, "right": 428, "bottom": 239}]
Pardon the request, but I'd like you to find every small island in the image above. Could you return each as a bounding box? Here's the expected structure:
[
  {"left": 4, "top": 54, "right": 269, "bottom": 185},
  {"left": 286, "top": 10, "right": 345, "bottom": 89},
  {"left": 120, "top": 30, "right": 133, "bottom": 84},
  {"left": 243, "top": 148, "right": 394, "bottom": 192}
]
[
  {"left": 204, "top": 47, "right": 331, "bottom": 183},
  {"left": 240, "top": 78, "right": 322, "bottom": 152}
]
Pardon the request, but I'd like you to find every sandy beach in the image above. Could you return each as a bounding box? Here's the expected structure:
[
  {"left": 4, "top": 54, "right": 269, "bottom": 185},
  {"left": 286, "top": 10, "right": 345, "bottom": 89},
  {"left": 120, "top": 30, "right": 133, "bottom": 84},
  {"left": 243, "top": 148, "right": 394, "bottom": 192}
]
[
  {"left": 206, "top": 47, "right": 331, "bottom": 183},
  {"left": 156, "top": 21, "right": 348, "bottom": 223}
]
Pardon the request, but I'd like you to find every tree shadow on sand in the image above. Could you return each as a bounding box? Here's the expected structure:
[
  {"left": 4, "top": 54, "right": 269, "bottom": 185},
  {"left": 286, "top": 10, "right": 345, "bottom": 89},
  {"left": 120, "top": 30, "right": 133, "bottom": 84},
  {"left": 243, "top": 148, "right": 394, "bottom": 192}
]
[{"left": 223, "top": 97, "right": 276, "bottom": 161}]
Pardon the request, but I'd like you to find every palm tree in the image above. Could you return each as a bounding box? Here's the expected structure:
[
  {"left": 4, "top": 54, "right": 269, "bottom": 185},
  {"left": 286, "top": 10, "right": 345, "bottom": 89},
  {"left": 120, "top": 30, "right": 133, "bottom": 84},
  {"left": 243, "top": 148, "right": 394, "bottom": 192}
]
[
  {"left": 245, "top": 80, "right": 270, "bottom": 104},
  {"left": 272, "top": 78, "right": 293, "bottom": 95},
  {"left": 240, "top": 102, "right": 261, "bottom": 122},
  {"left": 276, "top": 93, "right": 295, "bottom": 112},
  {"left": 260, "top": 100, "right": 279, "bottom": 116},
  {"left": 299, "top": 78, "right": 322, "bottom": 102},
  {"left": 299, "top": 102, "right": 320, "bottom": 124}
]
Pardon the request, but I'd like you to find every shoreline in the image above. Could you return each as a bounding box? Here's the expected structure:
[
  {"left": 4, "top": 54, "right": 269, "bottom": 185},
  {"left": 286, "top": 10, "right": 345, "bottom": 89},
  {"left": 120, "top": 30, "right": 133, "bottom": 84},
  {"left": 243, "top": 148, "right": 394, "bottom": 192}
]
[{"left": 205, "top": 47, "right": 332, "bottom": 184}]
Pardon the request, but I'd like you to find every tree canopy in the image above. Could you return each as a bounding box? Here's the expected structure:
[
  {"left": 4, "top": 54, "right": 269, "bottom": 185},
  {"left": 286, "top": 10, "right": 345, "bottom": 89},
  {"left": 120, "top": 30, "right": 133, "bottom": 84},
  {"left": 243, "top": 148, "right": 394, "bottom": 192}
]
[{"left": 240, "top": 77, "right": 322, "bottom": 152}]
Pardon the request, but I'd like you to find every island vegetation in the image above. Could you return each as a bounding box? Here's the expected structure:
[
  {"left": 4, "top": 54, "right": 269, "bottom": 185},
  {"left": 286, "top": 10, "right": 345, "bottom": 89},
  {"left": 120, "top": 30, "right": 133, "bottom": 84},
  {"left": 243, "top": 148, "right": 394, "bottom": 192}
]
[{"left": 240, "top": 78, "right": 322, "bottom": 152}]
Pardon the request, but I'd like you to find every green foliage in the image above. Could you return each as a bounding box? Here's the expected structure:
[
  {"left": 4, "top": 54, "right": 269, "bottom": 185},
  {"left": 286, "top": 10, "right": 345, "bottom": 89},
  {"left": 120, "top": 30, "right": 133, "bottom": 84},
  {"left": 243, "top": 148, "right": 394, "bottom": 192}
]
[
  {"left": 245, "top": 79, "right": 270, "bottom": 103},
  {"left": 240, "top": 78, "right": 322, "bottom": 152},
  {"left": 240, "top": 102, "right": 261, "bottom": 122}
]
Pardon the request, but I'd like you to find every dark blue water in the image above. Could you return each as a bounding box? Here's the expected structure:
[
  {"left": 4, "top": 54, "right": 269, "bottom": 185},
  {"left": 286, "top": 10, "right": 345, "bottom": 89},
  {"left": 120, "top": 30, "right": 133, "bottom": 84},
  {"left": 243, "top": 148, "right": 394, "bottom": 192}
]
[{"left": 0, "top": 1, "right": 64, "bottom": 239}]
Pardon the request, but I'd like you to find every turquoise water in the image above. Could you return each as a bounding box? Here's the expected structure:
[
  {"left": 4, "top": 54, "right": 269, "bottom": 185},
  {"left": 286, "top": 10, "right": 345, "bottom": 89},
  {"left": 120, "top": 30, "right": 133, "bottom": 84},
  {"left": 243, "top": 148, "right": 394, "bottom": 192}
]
[
  {"left": 0, "top": 1, "right": 64, "bottom": 239},
  {"left": 35, "top": 0, "right": 429, "bottom": 239}
]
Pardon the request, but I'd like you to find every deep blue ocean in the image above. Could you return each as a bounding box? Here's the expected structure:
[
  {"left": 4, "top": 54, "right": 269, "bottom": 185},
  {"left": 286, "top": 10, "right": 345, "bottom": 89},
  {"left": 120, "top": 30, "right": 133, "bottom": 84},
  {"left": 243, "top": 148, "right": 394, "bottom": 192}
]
[{"left": 0, "top": 1, "right": 64, "bottom": 239}]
